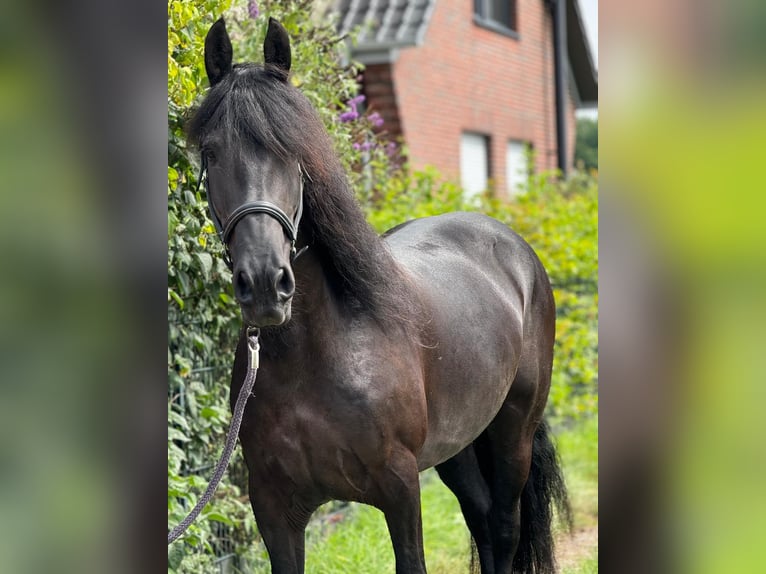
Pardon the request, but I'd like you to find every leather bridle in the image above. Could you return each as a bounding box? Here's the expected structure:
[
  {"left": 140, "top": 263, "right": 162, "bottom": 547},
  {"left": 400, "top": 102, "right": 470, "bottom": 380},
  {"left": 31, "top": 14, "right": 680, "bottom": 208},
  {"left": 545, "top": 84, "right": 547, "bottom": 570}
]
[{"left": 197, "top": 156, "right": 307, "bottom": 270}]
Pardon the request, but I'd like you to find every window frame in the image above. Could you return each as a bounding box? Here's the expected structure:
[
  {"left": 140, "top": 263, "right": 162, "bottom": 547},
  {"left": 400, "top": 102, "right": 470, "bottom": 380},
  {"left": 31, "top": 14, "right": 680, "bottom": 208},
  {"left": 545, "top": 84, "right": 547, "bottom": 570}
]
[{"left": 473, "top": 0, "right": 519, "bottom": 40}]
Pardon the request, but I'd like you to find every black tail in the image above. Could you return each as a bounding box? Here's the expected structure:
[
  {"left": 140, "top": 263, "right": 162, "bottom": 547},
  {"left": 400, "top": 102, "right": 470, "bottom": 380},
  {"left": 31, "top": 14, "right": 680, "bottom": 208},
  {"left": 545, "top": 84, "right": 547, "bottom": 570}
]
[{"left": 512, "top": 419, "right": 572, "bottom": 574}]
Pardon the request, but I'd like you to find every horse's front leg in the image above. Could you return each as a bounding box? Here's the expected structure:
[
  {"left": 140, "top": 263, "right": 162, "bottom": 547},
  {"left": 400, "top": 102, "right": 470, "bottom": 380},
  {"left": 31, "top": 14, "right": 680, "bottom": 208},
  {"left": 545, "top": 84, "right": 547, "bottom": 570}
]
[
  {"left": 371, "top": 447, "right": 428, "bottom": 574},
  {"left": 248, "top": 476, "right": 314, "bottom": 574}
]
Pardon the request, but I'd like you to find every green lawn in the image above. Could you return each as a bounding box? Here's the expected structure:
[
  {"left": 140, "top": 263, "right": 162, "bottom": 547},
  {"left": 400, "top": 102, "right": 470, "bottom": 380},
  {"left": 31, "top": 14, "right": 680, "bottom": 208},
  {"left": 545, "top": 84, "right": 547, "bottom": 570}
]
[
  {"left": 244, "top": 417, "right": 598, "bottom": 573},
  {"left": 564, "top": 550, "right": 598, "bottom": 574},
  {"left": 556, "top": 416, "right": 599, "bottom": 529}
]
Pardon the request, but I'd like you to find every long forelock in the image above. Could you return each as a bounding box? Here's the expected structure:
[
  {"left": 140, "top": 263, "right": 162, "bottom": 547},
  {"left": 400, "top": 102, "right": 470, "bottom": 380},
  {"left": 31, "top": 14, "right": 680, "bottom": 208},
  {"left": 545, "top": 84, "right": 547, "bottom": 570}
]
[{"left": 188, "top": 64, "right": 334, "bottom": 175}]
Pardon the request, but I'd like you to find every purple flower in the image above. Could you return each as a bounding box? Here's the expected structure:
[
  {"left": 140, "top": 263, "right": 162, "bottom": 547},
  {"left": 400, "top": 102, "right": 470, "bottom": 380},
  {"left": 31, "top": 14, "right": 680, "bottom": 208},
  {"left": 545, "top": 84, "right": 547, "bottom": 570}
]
[
  {"left": 338, "top": 94, "right": 364, "bottom": 122},
  {"left": 339, "top": 95, "right": 367, "bottom": 123},
  {"left": 247, "top": 0, "right": 259, "bottom": 19},
  {"left": 339, "top": 110, "right": 359, "bottom": 123},
  {"left": 352, "top": 141, "right": 374, "bottom": 152},
  {"left": 386, "top": 142, "right": 398, "bottom": 156},
  {"left": 368, "top": 112, "right": 384, "bottom": 128}
]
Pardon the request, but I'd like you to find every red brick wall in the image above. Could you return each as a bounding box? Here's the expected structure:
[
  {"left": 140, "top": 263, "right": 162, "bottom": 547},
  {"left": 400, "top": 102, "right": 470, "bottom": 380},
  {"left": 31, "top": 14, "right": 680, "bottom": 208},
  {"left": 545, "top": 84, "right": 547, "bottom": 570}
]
[
  {"left": 375, "top": 0, "right": 575, "bottom": 194},
  {"left": 363, "top": 63, "right": 402, "bottom": 140}
]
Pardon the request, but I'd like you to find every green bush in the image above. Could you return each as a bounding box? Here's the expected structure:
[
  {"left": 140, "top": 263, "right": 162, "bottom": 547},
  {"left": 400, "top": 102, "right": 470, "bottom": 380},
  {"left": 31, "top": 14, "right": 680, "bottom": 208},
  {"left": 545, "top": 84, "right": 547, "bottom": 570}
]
[
  {"left": 168, "top": 1, "right": 245, "bottom": 572},
  {"left": 575, "top": 117, "right": 598, "bottom": 171}
]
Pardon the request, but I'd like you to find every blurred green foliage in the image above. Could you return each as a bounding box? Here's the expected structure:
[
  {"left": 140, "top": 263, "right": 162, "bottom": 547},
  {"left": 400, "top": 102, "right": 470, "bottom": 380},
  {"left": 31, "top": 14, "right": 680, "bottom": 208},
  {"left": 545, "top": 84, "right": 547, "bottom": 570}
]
[
  {"left": 169, "top": 0, "right": 597, "bottom": 570},
  {"left": 575, "top": 117, "right": 598, "bottom": 172}
]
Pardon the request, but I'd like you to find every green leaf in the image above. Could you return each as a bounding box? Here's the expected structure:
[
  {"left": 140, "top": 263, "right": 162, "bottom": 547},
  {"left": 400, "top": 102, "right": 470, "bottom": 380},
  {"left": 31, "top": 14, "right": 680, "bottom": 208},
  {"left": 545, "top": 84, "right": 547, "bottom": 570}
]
[
  {"left": 168, "top": 166, "right": 179, "bottom": 187},
  {"left": 203, "top": 511, "right": 234, "bottom": 526},
  {"left": 168, "top": 289, "right": 184, "bottom": 309},
  {"left": 168, "top": 427, "right": 189, "bottom": 443},
  {"left": 195, "top": 252, "right": 213, "bottom": 280}
]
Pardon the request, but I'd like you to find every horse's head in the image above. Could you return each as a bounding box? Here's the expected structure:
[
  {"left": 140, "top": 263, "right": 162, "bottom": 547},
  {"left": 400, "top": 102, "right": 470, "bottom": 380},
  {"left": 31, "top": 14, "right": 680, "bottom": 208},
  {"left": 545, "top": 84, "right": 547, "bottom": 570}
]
[{"left": 196, "top": 18, "right": 304, "bottom": 328}]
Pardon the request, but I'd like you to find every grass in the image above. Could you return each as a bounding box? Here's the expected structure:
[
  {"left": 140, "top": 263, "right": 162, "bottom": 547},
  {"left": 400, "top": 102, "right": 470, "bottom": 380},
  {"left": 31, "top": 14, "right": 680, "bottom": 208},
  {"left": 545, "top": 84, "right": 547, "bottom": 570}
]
[
  {"left": 243, "top": 416, "right": 597, "bottom": 573},
  {"left": 289, "top": 471, "right": 471, "bottom": 574},
  {"left": 555, "top": 416, "right": 598, "bottom": 573},
  {"left": 564, "top": 549, "right": 598, "bottom": 574},
  {"left": 556, "top": 416, "right": 599, "bottom": 529}
]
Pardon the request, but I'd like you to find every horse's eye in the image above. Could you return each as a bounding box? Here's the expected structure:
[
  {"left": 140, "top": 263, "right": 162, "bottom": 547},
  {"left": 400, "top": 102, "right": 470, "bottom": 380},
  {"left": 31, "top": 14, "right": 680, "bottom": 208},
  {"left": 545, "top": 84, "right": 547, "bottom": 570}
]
[{"left": 204, "top": 149, "right": 217, "bottom": 164}]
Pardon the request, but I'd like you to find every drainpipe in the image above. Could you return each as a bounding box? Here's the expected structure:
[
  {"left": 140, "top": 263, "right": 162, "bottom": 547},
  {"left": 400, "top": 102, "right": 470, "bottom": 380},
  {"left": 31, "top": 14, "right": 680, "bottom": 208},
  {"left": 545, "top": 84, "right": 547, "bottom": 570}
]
[{"left": 550, "top": 0, "right": 568, "bottom": 176}]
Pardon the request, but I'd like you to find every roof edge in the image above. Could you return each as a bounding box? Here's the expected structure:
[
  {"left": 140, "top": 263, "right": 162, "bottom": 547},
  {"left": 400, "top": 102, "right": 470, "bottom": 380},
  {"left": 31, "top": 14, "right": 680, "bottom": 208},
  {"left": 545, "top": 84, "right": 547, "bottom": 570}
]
[{"left": 567, "top": 0, "right": 598, "bottom": 105}]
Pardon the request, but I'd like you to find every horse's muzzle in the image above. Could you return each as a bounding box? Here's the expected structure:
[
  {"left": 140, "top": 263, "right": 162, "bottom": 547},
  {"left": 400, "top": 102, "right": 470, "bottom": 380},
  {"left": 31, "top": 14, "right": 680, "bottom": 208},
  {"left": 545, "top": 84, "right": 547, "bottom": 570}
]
[
  {"left": 240, "top": 300, "right": 292, "bottom": 328},
  {"left": 234, "top": 264, "right": 295, "bottom": 327}
]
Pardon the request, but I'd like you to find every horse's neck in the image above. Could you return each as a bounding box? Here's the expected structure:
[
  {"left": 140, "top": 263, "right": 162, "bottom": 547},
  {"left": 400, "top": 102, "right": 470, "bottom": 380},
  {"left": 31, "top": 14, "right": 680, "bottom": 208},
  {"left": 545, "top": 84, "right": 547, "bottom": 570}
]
[
  {"left": 293, "top": 248, "right": 337, "bottom": 323},
  {"left": 258, "top": 248, "right": 345, "bottom": 354}
]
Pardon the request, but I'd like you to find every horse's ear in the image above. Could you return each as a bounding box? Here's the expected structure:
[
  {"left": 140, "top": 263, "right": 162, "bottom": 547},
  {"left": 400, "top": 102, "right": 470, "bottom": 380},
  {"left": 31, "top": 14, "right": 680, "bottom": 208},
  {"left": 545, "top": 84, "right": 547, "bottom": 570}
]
[
  {"left": 263, "top": 17, "right": 291, "bottom": 75},
  {"left": 204, "top": 18, "right": 233, "bottom": 87}
]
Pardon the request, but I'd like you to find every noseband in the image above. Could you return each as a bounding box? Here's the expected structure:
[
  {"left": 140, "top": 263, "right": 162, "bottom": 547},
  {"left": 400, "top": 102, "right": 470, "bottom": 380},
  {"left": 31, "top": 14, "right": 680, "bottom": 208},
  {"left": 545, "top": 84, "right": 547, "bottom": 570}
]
[{"left": 197, "top": 157, "right": 307, "bottom": 270}]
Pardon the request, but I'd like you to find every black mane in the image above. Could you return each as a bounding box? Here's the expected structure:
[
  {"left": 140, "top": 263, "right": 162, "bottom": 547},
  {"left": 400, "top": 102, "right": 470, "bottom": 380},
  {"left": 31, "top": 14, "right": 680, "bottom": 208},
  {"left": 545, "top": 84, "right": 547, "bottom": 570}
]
[{"left": 188, "top": 64, "right": 419, "bottom": 329}]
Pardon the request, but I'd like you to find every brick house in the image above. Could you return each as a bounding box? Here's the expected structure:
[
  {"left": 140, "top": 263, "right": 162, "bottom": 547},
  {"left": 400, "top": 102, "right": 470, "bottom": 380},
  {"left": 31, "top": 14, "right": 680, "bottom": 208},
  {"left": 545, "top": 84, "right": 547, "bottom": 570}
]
[{"left": 336, "top": 0, "right": 597, "bottom": 196}]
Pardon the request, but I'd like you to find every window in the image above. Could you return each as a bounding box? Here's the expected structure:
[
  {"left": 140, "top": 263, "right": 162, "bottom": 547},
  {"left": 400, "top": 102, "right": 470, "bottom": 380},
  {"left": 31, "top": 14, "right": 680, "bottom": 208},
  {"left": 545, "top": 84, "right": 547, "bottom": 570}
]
[
  {"left": 506, "top": 140, "right": 529, "bottom": 195},
  {"left": 460, "top": 133, "right": 490, "bottom": 199},
  {"left": 474, "top": 0, "right": 518, "bottom": 35}
]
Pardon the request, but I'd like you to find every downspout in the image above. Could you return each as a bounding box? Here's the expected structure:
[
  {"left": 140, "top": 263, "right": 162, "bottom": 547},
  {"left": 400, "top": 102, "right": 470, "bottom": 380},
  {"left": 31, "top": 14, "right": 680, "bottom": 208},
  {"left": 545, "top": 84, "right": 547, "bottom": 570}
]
[{"left": 550, "top": 0, "right": 568, "bottom": 176}]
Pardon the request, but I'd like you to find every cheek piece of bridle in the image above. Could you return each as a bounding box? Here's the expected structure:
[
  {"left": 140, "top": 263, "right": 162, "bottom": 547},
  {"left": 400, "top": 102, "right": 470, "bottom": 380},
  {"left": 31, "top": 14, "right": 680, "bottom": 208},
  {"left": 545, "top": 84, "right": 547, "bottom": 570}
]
[{"left": 197, "top": 157, "right": 309, "bottom": 270}]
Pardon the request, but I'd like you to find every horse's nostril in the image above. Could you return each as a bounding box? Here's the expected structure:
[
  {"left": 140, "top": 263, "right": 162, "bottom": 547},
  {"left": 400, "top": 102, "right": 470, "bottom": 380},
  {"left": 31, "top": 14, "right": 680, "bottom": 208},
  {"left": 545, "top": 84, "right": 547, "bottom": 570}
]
[
  {"left": 275, "top": 267, "right": 295, "bottom": 299},
  {"left": 235, "top": 270, "right": 253, "bottom": 304}
]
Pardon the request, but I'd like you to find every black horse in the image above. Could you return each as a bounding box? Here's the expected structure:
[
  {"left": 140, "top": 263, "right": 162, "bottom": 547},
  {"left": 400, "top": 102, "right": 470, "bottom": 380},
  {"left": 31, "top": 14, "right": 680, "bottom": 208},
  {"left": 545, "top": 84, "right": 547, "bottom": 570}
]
[{"left": 188, "top": 17, "right": 569, "bottom": 574}]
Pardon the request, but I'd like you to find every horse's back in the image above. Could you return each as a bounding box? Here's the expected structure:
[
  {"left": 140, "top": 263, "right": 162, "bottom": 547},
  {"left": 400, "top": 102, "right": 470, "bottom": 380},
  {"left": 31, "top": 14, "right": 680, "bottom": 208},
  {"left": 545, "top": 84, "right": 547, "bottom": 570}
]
[
  {"left": 386, "top": 211, "right": 541, "bottom": 285},
  {"left": 385, "top": 212, "right": 545, "bottom": 318},
  {"left": 384, "top": 212, "right": 554, "bottom": 469}
]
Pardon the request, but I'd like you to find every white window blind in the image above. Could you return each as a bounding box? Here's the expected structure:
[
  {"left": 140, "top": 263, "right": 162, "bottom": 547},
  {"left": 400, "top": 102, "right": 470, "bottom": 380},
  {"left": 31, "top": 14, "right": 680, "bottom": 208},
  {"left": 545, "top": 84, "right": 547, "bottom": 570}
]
[
  {"left": 460, "top": 133, "right": 489, "bottom": 199},
  {"left": 506, "top": 140, "right": 527, "bottom": 195}
]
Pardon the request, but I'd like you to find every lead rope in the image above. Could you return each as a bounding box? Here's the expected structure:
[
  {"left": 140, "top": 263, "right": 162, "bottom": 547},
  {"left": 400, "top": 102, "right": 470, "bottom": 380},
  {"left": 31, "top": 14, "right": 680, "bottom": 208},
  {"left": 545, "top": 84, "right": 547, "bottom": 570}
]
[{"left": 168, "top": 328, "right": 260, "bottom": 545}]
